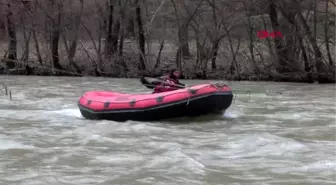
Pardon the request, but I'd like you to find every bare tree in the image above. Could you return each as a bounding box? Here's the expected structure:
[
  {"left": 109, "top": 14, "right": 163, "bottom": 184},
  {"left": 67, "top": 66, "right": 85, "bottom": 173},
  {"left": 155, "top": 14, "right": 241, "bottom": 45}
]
[
  {"left": 47, "top": 0, "right": 63, "bottom": 71},
  {"left": 172, "top": 0, "right": 203, "bottom": 71},
  {"left": 62, "top": 0, "right": 83, "bottom": 74},
  {"left": 4, "top": 1, "right": 17, "bottom": 69},
  {"left": 324, "top": 0, "right": 334, "bottom": 67},
  {"left": 104, "top": 0, "right": 120, "bottom": 59},
  {"left": 20, "top": 0, "right": 32, "bottom": 64},
  {"left": 135, "top": 0, "right": 146, "bottom": 70},
  {"left": 0, "top": 0, "right": 333, "bottom": 82}
]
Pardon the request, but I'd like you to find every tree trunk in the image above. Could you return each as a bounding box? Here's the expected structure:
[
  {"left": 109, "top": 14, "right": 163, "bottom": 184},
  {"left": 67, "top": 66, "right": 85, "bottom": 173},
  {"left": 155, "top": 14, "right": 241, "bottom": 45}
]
[
  {"left": 21, "top": 30, "right": 31, "bottom": 63},
  {"left": 126, "top": 15, "right": 135, "bottom": 38},
  {"left": 118, "top": 25, "right": 124, "bottom": 57},
  {"left": 105, "top": 0, "right": 116, "bottom": 58},
  {"left": 154, "top": 40, "right": 165, "bottom": 69},
  {"left": 135, "top": 0, "right": 146, "bottom": 70},
  {"left": 268, "top": 2, "right": 295, "bottom": 73},
  {"left": 32, "top": 30, "right": 43, "bottom": 64},
  {"left": 210, "top": 40, "right": 219, "bottom": 69},
  {"left": 210, "top": 0, "right": 217, "bottom": 69},
  {"left": 171, "top": 0, "right": 193, "bottom": 70},
  {"left": 297, "top": 35, "right": 310, "bottom": 73},
  {"left": 64, "top": 0, "right": 83, "bottom": 73},
  {"left": 297, "top": 12, "right": 327, "bottom": 73},
  {"left": 281, "top": 11, "right": 302, "bottom": 72},
  {"left": 105, "top": 0, "right": 120, "bottom": 58},
  {"left": 50, "top": 2, "right": 63, "bottom": 71},
  {"left": 51, "top": 26, "right": 62, "bottom": 70},
  {"left": 324, "top": 0, "right": 334, "bottom": 67},
  {"left": 117, "top": 0, "right": 125, "bottom": 57},
  {"left": 5, "top": 3, "right": 17, "bottom": 69},
  {"left": 21, "top": 1, "right": 32, "bottom": 65},
  {"left": 179, "top": 23, "right": 190, "bottom": 58},
  {"left": 27, "top": 0, "right": 42, "bottom": 65},
  {"left": 242, "top": 1, "right": 258, "bottom": 73},
  {"left": 112, "top": 18, "right": 120, "bottom": 58}
]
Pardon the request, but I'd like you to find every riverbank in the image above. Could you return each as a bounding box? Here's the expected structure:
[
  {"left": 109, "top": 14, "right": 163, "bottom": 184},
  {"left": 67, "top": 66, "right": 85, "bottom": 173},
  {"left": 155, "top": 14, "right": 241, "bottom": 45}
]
[
  {"left": 1, "top": 0, "right": 335, "bottom": 85},
  {"left": 1, "top": 37, "right": 335, "bottom": 84},
  {"left": 0, "top": 62, "right": 335, "bottom": 84}
]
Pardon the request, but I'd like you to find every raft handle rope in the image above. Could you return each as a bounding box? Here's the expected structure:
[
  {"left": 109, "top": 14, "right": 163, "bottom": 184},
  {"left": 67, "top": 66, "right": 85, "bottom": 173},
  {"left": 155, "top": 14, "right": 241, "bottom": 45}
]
[
  {"left": 210, "top": 81, "right": 254, "bottom": 104},
  {"left": 0, "top": 81, "right": 12, "bottom": 100},
  {"left": 211, "top": 82, "right": 228, "bottom": 89},
  {"left": 81, "top": 89, "right": 189, "bottom": 104},
  {"left": 144, "top": 78, "right": 258, "bottom": 104},
  {"left": 81, "top": 85, "right": 209, "bottom": 107},
  {"left": 141, "top": 77, "right": 193, "bottom": 106}
]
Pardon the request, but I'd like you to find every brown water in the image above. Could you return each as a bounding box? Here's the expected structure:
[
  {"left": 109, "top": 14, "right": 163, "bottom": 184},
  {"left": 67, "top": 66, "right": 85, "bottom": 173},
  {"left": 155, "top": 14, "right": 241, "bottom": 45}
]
[{"left": 0, "top": 76, "right": 335, "bottom": 185}]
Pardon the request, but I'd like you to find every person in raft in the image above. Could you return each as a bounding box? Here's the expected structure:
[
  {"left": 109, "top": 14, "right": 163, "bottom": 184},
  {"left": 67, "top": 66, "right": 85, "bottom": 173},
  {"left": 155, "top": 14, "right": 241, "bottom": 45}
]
[{"left": 153, "top": 69, "right": 185, "bottom": 93}]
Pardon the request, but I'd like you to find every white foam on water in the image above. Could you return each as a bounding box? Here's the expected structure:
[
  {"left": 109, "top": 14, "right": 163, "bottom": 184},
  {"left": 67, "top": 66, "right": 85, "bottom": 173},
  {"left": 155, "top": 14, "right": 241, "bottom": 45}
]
[
  {"left": 78, "top": 134, "right": 117, "bottom": 145},
  {"left": 92, "top": 154, "right": 145, "bottom": 165},
  {"left": 2, "top": 170, "right": 40, "bottom": 182},
  {"left": 51, "top": 108, "right": 83, "bottom": 119},
  {"left": 0, "top": 139, "right": 35, "bottom": 150},
  {"left": 204, "top": 133, "right": 310, "bottom": 161},
  {"left": 222, "top": 111, "right": 239, "bottom": 119},
  {"left": 0, "top": 109, "right": 48, "bottom": 121},
  {"left": 255, "top": 111, "right": 318, "bottom": 121},
  {"left": 58, "top": 175, "right": 107, "bottom": 185},
  {"left": 271, "top": 159, "right": 336, "bottom": 176},
  {"left": 143, "top": 149, "right": 206, "bottom": 175},
  {"left": 297, "top": 160, "right": 336, "bottom": 173}
]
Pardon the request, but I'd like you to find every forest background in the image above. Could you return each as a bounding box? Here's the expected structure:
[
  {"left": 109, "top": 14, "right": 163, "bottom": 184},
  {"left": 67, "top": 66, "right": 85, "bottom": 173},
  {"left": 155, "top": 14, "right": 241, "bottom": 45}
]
[{"left": 0, "top": 0, "right": 335, "bottom": 83}]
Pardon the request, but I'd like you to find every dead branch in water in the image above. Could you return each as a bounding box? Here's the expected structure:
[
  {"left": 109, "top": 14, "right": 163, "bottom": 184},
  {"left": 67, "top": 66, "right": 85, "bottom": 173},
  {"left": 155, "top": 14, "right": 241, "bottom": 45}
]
[{"left": 0, "top": 81, "right": 12, "bottom": 100}]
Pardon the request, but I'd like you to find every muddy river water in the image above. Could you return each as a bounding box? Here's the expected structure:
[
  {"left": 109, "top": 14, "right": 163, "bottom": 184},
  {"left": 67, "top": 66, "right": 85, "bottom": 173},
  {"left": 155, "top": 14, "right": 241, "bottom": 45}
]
[{"left": 0, "top": 76, "right": 335, "bottom": 185}]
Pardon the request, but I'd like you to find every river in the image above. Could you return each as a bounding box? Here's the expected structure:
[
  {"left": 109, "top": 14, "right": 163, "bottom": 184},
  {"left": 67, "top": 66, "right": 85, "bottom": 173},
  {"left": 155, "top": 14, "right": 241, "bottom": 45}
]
[{"left": 0, "top": 76, "right": 335, "bottom": 185}]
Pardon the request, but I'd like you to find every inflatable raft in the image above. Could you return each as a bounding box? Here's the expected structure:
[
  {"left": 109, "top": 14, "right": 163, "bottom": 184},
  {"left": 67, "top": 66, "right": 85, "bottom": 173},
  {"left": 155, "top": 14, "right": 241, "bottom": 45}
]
[{"left": 78, "top": 83, "right": 233, "bottom": 121}]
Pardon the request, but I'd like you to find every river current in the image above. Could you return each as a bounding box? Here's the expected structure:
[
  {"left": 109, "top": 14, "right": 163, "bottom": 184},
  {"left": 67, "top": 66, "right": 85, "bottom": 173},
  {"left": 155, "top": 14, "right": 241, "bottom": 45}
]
[{"left": 0, "top": 76, "right": 335, "bottom": 185}]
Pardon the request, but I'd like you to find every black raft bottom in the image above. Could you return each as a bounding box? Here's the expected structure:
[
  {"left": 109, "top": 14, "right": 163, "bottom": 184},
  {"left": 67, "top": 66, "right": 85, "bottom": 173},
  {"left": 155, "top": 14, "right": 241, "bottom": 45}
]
[{"left": 79, "top": 92, "right": 233, "bottom": 122}]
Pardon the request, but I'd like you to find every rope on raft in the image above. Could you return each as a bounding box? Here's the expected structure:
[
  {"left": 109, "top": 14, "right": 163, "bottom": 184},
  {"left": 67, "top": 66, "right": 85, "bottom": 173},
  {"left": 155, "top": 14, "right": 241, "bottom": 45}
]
[{"left": 142, "top": 78, "right": 282, "bottom": 105}]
